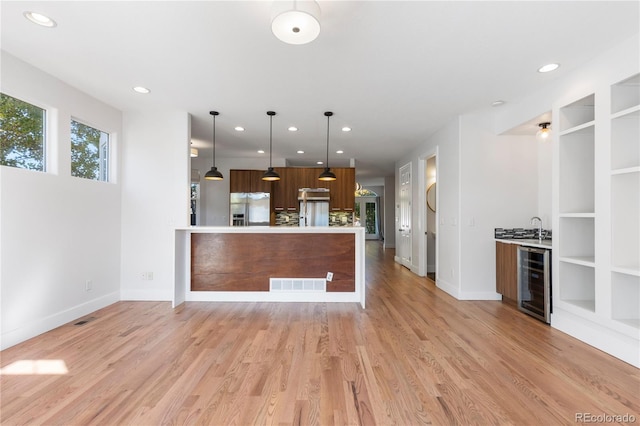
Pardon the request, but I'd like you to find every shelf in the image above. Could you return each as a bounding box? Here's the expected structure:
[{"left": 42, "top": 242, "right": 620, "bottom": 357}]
[
  {"left": 559, "top": 217, "right": 594, "bottom": 260},
  {"left": 559, "top": 262, "right": 595, "bottom": 313},
  {"left": 611, "top": 73, "right": 640, "bottom": 115},
  {"left": 611, "top": 272, "right": 640, "bottom": 329},
  {"left": 559, "top": 257, "right": 596, "bottom": 267},
  {"left": 610, "top": 104, "right": 640, "bottom": 120},
  {"left": 562, "top": 299, "right": 596, "bottom": 313},
  {"left": 558, "top": 120, "right": 595, "bottom": 136},
  {"left": 612, "top": 172, "right": 640, "bottom": 270},
  {"left": 559, "top": 94, "right": 595, "bottom": 131},
  {"left": 611, "top": 266, "right": 640, "bottom": 277},
  {"left": 559, "top": 126, "right": 594, "bottom": 214},
  {"left": 558, "top": 212, "right": 595, "bottom": 218},
  {"left": 611, "top": 167, "right": 640, "bottom": 175},
  {"left": 611, "top": 108, "right": 639, "bottom": 170}
]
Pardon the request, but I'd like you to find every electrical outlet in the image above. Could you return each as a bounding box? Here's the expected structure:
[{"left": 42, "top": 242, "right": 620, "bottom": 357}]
[
  {"left": 141, "top": 272, "right": 154, "bottom": 280},
  {"left": 326, "top": 272, "right": 333, "bottom": 282},
  {"left": 85, "top": 280, "right": 93, "bottom": 291}
]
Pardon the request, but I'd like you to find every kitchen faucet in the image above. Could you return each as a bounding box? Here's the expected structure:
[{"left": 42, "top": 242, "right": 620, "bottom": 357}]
[{"left": 531, "top": 216, "right": 543, "bottom": 242}]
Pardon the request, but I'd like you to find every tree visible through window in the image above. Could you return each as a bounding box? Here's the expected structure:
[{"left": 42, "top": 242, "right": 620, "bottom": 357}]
[
  {"left": 0, "top": 93, "right": 46, "bottom": 171},
  {"left": 71, "top": 119, "right": 109, "bottom": 181}
]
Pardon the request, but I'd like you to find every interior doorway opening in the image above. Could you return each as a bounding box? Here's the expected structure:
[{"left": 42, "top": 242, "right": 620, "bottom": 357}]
[
  {"left": 426, "top": 155, "right": 437, "bottom": 281},
  {"left": 354, "top": 194, "right": 381, "bottom": 240},
  {"left": 424, "top": 155, "right": 438, "bottom": 282}
]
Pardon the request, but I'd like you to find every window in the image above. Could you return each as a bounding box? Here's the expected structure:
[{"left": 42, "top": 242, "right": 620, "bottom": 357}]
[
  {"left": 0, "top": 93, "right": 46, "bottom": 171},
  {"left": 71, "top": 119, "right": 109, "bottom": 181}
]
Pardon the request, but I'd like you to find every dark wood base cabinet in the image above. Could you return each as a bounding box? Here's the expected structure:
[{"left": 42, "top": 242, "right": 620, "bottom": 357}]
[{"left": 496, "top": 241, "right": 517, "bottom": 302}]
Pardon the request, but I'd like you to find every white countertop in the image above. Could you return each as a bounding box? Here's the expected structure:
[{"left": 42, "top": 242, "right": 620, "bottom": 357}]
[
  {"left": 495, "top": 238, "right": 552, "bottom": 249},
  {"left": 177, "top": 226, "right": 364, "bottom": 234}
]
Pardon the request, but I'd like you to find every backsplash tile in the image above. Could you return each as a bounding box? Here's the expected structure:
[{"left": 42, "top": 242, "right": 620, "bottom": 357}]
[
  {"left": 495, "top": 228, "right": 552, "bottom": 240},
  {"left": 329, "top": 212, "right": 354, "bottom": 227},
  {"left": 274, "top": 211, "right": 354, "bottom": 226},
  {"left": 275, "top": 211, "right": 299, "bottom": 226}
]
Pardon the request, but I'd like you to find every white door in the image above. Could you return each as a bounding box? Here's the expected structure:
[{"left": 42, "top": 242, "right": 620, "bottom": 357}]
[{"left": 399, "top": 163, "right": 412, "bottom": 268}]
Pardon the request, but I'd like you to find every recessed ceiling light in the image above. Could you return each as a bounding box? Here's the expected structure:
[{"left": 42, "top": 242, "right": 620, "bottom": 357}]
[
  {"left": 317, "top": 161, "right": 323, "bottom": 165},
  {"left": 491, "top": 100, "right": 505, "bottom": 107},
  {"left": 538, "top": 63, "right": 559, "bottom": 73},
  {"left": 133, "top": 86, "right": 150, "bottom": 94},
  {"left": 258, "top": 150, "right": 265, "bottom": 154},
  {"left": 288, "top": 126, "right": 298, "bottom": 132},
  {"left": 341, "top": 127, "right": 351, "bottom": 132},
  {"left": 336, "top": 150, "right": 344, "bottom": 154},
  {"left": 297, "top": 150, "right": 304, "bottom": 154},
  {"left": 235, "top": 126, "right": 245, "bottom": 132},
  {"left": 24, "top": 11, "right": 56, "bottom": 27}
]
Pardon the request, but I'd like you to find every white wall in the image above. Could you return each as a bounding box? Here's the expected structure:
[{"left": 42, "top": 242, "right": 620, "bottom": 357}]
[
  {"left": 396, "top": 117, "right": 460, "bottom": 295},
  {"left": 120, "top": 110, "right": 191, "bottom": 301},
  {"left": 458, "top": 110, "right": 538, "bottom": 298},
  {"left": 1, "top": 53, "right": 122, "bottom": 349}
]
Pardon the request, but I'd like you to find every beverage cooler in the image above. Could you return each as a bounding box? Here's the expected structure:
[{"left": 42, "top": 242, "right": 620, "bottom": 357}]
[{"left": 517, "top": 246, "right": 551, "bottom": 323}]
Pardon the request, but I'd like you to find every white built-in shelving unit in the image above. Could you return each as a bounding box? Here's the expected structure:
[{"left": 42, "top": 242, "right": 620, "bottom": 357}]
[
  {"left": 610, "top": 74, "right": 640, "bottom": 331},
  {"left": 553, "top": 72, "right": 640, "bottom": 367},
  {"left": 557, "top": 94, "right": 596, "bottom": 312}
]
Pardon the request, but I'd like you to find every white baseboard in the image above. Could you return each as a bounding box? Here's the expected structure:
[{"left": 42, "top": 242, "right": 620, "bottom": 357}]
[
  {"left": 120, "top": 289, "right": 173, "bottom": 301},
  {"left": 552, "top": 308, "right": 640, "bottom": 368},
  {"left": 435, "top": 278, "right": 459, "bottom": 299},
  {"left": 0, "top": 291, "right": 120, "bottom": 350}
]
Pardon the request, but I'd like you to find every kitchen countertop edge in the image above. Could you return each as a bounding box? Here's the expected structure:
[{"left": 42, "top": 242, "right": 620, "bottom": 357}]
[{"left": 495, "top": 238, "right": 552, "bottom": 249}]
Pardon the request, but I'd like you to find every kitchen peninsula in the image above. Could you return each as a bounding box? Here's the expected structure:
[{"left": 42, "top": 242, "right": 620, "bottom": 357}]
[{"left": 174, "top": 226, "right": 365, "bottom": 308}]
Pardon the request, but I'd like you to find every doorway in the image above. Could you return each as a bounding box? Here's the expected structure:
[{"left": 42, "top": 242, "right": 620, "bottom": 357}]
[
  {"left": 355, "top": 196, "right": 380, "bottom": 240},
  {"left": 398, "top": 162, "right": 412, "bottom": 269},
  {"left": 425, "top": 156, "right": 437, "bottom": 281}
]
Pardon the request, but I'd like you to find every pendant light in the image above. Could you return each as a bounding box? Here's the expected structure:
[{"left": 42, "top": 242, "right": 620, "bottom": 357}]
[
  {"left": 536, "top": 122, "right": 551, "bottom": 142},
  {"left": 204, "top": 111, "right": 223, "bottom": 181},
  {"left": 262, "top": 111, "right": 280, "bottom": 181},
  {"left": 318, "top": 111, "right": 336, "bottom": 181}
]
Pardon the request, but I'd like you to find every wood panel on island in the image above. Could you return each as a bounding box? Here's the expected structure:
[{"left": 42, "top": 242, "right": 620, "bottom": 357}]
[{"left": 191, "top": 232, "right": 355, "bottom": 292}]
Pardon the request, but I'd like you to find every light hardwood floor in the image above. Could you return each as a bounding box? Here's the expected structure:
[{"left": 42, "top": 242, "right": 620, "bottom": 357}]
[{"left": 1, "top": 242, "right": 639, "bottom": 425}]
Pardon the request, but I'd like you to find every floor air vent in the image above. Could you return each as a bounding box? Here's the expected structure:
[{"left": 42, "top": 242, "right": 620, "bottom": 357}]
[
  {"left": 270, "top": 278, "right": 326, "bottom": 292},
  {"left": 74, "top": 316, "right": 97, "bottom": 326}
]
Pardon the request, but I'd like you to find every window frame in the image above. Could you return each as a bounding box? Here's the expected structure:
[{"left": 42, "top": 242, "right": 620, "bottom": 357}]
[
  {"left": 70, "top": 116, "right": 111, "bottom": 182},
  {"left": 0, "top": 91, "right": 48, "bottom": 173}
]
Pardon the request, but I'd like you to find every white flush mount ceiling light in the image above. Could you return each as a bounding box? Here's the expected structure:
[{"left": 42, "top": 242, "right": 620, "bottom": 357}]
[
  {"left": 271, "top": 0, "right": 321, "bottom": 45},
  {"left": 288, "top": 126, "right": 298, "bottom": 132},
  {"left": 341, "top": 127, "right": 351, "bottom": 132},
  {"left": 538, "top": 63, "right": 559, "bottom": 73},
  {"left": 235, "top": 126, "right": 245, "bottom": 132},
  {"left": 24, "top": 11, "right": 56, "bottom": 27},
  {"left": 133, "top": 86, "right": 150, "bottom": 94}
]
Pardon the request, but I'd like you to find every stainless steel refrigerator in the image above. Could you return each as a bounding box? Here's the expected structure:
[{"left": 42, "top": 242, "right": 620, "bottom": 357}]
[
  {"left": 229, "top": 192, "right": 270, "bottom": 226},
  {"left": 298, "top": 188, "right": 330, "bottom": 227}
]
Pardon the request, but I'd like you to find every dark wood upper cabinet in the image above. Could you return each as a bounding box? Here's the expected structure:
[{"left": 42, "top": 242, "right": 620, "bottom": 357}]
[
  {"left": 329, "top": 168, "right": 355, "bottom": 211},
  {"left": 231, "top": 167, "right": 355, "bottom": 212},
  {"left": 229, "top": 169, "right": 272, "bottom": 193}
]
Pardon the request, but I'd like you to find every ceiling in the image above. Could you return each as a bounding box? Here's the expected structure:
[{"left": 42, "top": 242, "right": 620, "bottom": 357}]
[{"left": 2, "top": 1, "right": 638, "bottom": 179}]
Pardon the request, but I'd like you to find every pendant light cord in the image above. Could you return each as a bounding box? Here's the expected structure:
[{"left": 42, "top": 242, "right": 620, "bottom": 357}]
[
  {"left": 325, "top": 112, "right": 330, "bottom": 167},
  {"left": 269, "top": 114, "right": 273, "bottom": 168},
  {"left": 212, "top": 113, "right": 216, "bottom": 167}
]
